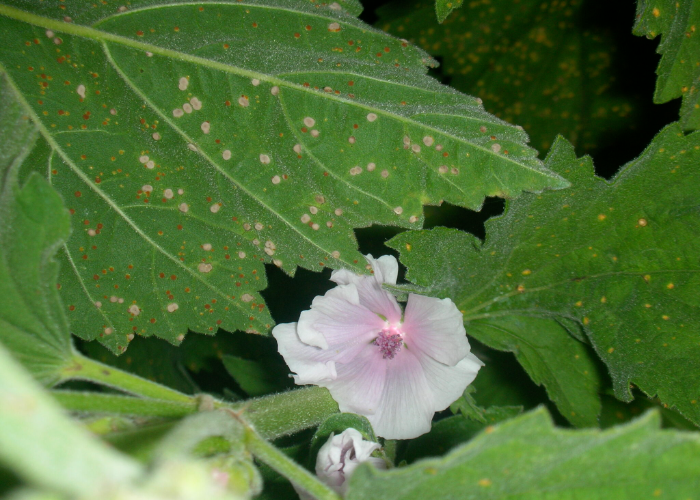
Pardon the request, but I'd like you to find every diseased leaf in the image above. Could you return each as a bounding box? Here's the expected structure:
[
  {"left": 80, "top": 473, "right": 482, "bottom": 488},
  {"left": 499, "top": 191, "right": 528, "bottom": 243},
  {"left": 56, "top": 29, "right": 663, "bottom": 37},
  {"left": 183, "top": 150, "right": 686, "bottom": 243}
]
[
  {"left": 0, "top": 1, "right": 566, "bottom": 353},
  {"left": 0, "top": 74, "right": 73, "bottom": 386},
  {"left": 346, "top": 408, "right": 700, "bottom": 500},
  {"left": 379, "top": 0, "right": 636, "bottom": 154},
  {"left": 634, "top": 0, "right": 700, "bottom": 130},
  {"left": 389, "top": 125, "right": 700, "bottom": 426},
  {"left": 391, "top": 231, "right": 603, "bottom": 427},
  {"left": 435, "top": 0, "right": 463, "bottom": 23}
]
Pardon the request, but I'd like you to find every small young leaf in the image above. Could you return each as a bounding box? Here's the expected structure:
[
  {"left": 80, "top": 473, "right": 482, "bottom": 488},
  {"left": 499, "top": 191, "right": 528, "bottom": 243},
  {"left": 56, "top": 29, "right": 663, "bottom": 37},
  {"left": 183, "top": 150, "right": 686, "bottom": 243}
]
[
  {"left": 0, "top": 74, "right": 73, "bottom": 386},
  {"left": 634, "top": 0, "right": 700, "bottom": 130},
  {"left": 390, "top": 125, "right": 700, "bottom": 426},
  {"left": 0, "top": 1, "right": 566, "bottom": 353},
  {"left": 346, "top": 408, "right": 700, "bottom": 500},
  {"left": 449, "top": 386, "right": 487, "bottom": 423}
]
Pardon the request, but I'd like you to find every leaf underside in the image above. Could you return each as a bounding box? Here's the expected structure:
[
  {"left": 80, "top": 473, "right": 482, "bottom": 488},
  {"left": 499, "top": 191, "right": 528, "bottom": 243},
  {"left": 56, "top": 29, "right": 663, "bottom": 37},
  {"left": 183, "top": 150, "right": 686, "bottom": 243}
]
[
  {"left": 390, "top": 125, "right": 700, "bottom": 426},
  {"left": 633, "top": 0, "right": 700, "bottom": 130},
  {"left": 0, "top": 0, "right": 566, "bottom": 353},
  {"left": 346, "top": 408, "right": 700, "bottom": 500}
]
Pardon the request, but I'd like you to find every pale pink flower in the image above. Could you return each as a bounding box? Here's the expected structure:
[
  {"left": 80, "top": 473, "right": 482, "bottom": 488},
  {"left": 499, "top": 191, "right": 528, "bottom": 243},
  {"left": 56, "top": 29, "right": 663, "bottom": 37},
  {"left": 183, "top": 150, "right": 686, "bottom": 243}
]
[
  {"left": 272, "top": 255, "right": 483, "bottom": 440},
  {"left": 315, "top": 428, "right": 385, "bottom": 495}
]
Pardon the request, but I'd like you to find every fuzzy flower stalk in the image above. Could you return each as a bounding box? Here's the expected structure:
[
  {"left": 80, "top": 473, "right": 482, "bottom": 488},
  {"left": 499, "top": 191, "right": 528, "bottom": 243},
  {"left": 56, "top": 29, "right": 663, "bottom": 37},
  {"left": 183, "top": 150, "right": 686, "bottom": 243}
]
[{"left": 272, "top": 255, "right": 483, "bottom": 440}]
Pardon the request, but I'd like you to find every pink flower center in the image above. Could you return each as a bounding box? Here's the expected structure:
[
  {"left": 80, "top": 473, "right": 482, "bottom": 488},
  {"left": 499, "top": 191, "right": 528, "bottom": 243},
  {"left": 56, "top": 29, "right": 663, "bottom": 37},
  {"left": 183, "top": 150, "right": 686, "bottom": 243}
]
[{"left": 375, "top": 326, "right": 403, "bottom": 359}]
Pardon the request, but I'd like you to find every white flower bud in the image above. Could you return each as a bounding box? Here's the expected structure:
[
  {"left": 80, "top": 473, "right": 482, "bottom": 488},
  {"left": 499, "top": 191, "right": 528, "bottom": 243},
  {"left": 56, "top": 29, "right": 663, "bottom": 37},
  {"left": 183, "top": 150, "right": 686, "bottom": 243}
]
[{"left": 315, "top": 428, "right": 385, "bottom": 495}]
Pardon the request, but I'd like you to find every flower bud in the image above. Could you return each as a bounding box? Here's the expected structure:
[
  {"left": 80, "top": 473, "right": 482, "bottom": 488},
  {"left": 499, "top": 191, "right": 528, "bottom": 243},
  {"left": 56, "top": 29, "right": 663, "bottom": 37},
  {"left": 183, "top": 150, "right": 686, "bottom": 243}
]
[{"left": 315, "top": 428, "right": 385, "bottom": 495}]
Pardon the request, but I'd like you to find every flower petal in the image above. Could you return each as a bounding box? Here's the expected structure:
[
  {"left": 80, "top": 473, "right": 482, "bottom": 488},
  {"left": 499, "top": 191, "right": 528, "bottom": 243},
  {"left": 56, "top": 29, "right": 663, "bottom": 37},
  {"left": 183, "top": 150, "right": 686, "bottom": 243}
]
[
  {"left": 330, "top": 258, "right": 402, "bottom": 323},
  {"left": 415, "top": 350, "right": 483, "bottom": 411},
  {"left": 366, "top": 348, "right": 435, "bottom": 440},
  {"left": 403, "top": 294, "right": 470, "bottom": 366},
  {"left": 298, "top": 284, "right": 385, "bottom": 349},
  {"left": 365, "top": 254, "right": 398, "bottom": 285},
  {"left": 272, "top": 322, "right": 368, "bottom": 385},
  {"left": 324, "top": 345, "right": 387, "bottom": 415}
]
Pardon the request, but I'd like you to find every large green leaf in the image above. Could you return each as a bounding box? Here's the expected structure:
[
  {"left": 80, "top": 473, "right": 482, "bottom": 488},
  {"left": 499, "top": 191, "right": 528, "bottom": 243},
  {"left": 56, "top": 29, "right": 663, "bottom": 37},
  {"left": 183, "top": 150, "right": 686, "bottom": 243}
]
[
  {"left": 0, "top": 74, "right": 73, "bottom": 386},
  {"left": 346, "top": 408, "right": 700, "bottom": 500},
  {"left": 0, "top": 1, "right": 566, "bottom": 353},
  {"left": 389, "top": 125, "right": 700, "bottom": 426},
  {"left": 634, "top": 0, "right": 700, "bottom": 130},
  {"left": 379, "top": 0, "right": 636, "bottom": 154}
]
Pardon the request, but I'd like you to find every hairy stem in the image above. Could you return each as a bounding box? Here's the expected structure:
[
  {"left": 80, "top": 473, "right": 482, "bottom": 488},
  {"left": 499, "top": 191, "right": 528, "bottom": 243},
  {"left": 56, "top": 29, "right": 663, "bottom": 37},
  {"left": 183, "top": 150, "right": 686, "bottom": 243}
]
[
  {"left": 242, "top": 386, "right": 339, "bottom": 439},
  {"left": 60, "top": 351, "right": 192, "bottom": 403},
  {"left": 53, "top": 385, "right": 339, "bottom": 440},
  {"left": 53, "top": 391, "right": 198, "bottom": 418},
  {"left": 244, "top": 422, "right": 342, "bottom": 500}
]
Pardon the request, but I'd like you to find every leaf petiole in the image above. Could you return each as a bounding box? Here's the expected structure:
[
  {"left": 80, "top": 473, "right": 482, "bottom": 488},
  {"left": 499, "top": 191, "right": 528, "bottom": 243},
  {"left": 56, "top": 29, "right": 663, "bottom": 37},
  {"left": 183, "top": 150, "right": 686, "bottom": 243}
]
[{"left": 60, "top": 351, "right": 193, "bottom": 403}]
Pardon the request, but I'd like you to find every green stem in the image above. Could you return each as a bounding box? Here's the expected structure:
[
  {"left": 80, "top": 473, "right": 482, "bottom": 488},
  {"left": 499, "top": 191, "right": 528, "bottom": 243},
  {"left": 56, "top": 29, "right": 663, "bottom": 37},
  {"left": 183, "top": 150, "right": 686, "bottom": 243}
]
[
  {"left": 245, "top": 424, "right": 342, "bottom": 500},
  {"left": 61, "top": 351, "right": 192, "bottom": 403},
  {"left": 242, "top": 386, "right": 339, "bottom": 439},
  {"left": 53, "top": 391, "right": 198, "bottom": 418},
  {"left": 53, "top": 385, "right": 339, "bottom": 440}
]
